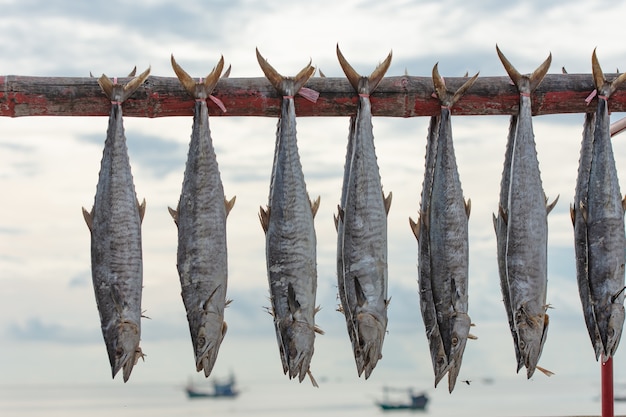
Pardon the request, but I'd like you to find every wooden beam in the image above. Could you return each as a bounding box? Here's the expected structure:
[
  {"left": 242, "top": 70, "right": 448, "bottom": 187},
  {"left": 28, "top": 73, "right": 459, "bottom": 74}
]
[{"left": 0, "top": 73, "right": 625, "bottom": 118}]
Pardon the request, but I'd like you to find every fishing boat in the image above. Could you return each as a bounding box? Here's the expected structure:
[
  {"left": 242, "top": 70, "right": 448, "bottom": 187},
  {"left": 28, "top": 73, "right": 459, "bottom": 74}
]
[
  {"left": 376, "top": 386, "right": 429, "bottom": 411},
  {"left": 184, "top": 374, "right": 239, "bottom": 399}
]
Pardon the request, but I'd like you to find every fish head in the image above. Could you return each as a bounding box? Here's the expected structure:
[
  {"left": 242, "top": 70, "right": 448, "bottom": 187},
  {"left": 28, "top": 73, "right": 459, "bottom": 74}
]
[
  {"left": 446, "top": 313, "right": 471, "bottom": 391},
  {"left": 355, "top": 312, "right": 386, "bottom": 378},
  {"left": 112, "top": 320, "right": 142, "bottom": 382},
  {"left": 515, "top": 307, "right": 548, "bottom": 378},
  {"left": 194, "top": 318, "right": 228, "bottom": 377},
  {"left": 605, "top": 304, "right": 625, "bottom": 357},
  {"left": 282, "top": 319, "right": 315, "bottom": 383}
]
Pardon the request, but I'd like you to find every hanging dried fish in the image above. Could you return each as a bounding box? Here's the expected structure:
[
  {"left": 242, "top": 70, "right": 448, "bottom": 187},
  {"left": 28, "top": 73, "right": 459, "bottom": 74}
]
[
  {"left": 335, "top": 45, "right": 392, "bottom": 379},
  {"left": 410, "top": 65, "right": 477, "bottom": 392},
  {"left": 257, "top": 49, "right": 322, "bottom": 386},
  {"left": 82, "top": 67, "right": 150, "bottom": 382},
  {"left": 169, "top": 55, "right": 236, "bottom": 377},
  {"left": 571, "top": 50, "right": 626, "bottom": 361},
  {"left": 493, "top": 46, "right": 557, "bottom": 378}
]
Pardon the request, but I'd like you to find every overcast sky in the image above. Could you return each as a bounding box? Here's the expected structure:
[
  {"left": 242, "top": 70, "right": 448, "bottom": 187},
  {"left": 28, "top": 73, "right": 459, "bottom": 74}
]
[{"left": 1, "top": 0, "right": 626, "bottom": 401}]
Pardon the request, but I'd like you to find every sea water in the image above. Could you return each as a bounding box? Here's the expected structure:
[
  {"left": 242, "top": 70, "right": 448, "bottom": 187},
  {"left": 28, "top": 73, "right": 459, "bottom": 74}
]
[{"left": 2, "top": 375, "right": 626, "bottom": 417}]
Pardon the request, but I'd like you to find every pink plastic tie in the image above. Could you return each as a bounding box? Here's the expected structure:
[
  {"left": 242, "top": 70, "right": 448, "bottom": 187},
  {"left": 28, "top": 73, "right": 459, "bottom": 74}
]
[
  {"left": 208, "top": 95, "right": 227, "bottom": 113},
  {"left": 585, "top": 90, "right": 597, "bottom": 105},
  {"left": 520, "top": 92, "right": 531, "bottom": 98},
  {"left": 298, "top": 87, "right": 319, "bottom": 103}
]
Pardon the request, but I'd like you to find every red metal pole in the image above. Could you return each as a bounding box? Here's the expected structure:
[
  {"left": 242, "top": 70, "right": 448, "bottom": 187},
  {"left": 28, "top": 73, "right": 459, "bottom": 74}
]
[{"left": 602, "top": 355, "right": 614, "bottom": 417}]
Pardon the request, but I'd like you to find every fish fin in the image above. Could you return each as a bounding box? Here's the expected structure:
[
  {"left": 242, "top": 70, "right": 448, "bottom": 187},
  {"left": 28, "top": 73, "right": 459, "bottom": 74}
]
[
  {"left": 336, "top": 44, "right": 361, "bottom": 92},
  {"left": 294, "top": 60, "right": 316, "bottom": 93},
  {"left": 287, "top": 283, "right": 301, "bottom": 315},
  {"left": 383, "top": 191, "right": 392, "bottom": 215},
  {"left": 546, "top": 194, "right": 559, "bottom": 214},
  {"left": 256, "top": 48, "right": 283, "bottom": 91},
  {"left": 137, "top": 198, "right": 146, "bottom": 223},
  {"left": 127, "top": 66, "right": 137, "bottom": 77},
  {"left": 535, "top": 365, "right": 555, "bottom": 377},
  {"left": 82, "top": 207, "right": 93, "bottom": 231},
  {"left": 259, "top": 206, "right": 270, "bottom": 234},
  {"left": 498, "top": 205, "right": 508, "bottom": 225},
  {"left": 451, "top": 72, "right": 479, "bottom": 106},
  {"left": 167, "top": 206, "right": 178, "bottom": 226},
  {"left": 172, "top": 54, "right": 224, "bottom": 99},
  {"left": 314, "top": 325, "right": 325, "bottom": 335},
  {"left": 432, "top": 62, "right": 479, "bottom": 107},
  {"left": 611, "top": 286, "right": 626, "bottom": 303},
  {"left": 337, "top": 304, "right": 344, "bottom": 314},
  {"left": 337, "top": 44, "right": 392, "bottom": 94},
  {"left": 468, "top": 333, "right": 478, "bottom": 340},
  {"left": 622, "top": 195, "right": 626, "bottom": 212},
  {"left": 409, "top": 216, "right": 420, "bottom": 241},
  {"left": 97, "top": 74, "right": 114, "bottom": 99},
  {"left": 225, "top": 196, "right": 236, "bottom": 216},
  {"left": 335, "top": 205, "right": 345, "bottom": 231},
  {"left": 562, "top": 67, "right": 568, "bottom": 74},
  {"left": 309, "top": 195, "right": 321, "bottom": 218},
  {"left": 465, "top": 198, "right": 471, "bottom": 218},
  {"left": 528, "top": 53, "right": 552, "bottom": 92},
  {"left": 569, "top": 204, "right": 575, "bottom": 226},
  {"left": 171, "top": 54, "right": 197, "bottom": 97},
  {"left": 203, "top": 285, "right": 221, "bottom": 311},
  {"left": 496, "top": 44, "right": 522, "bottom": 88},
  {"left": 496, "top": 45, "right": 551, "bottom": 92},
  {"left": 307, "top": 370, "right": 319, "bottom": 388},
  {"left": 492, "top": 213, "right": 497, "bottom": 232},
  {"left": 368, "top": 50, "right": 393, "bottom": 93},
  {"left": 121, "top": 66, "right": 151, "bottom": 102},
  {"left": 203, "top": 56, "right": 225, "bottom": 93},
  {"left": 354, "top": 277, "right": 367, "bottom": 307}
]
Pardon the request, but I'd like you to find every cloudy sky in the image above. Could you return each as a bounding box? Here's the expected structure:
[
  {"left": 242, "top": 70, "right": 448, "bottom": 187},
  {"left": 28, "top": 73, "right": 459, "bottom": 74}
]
[{"left": 1, "top": 0, "right": 626, "bottom": 401}]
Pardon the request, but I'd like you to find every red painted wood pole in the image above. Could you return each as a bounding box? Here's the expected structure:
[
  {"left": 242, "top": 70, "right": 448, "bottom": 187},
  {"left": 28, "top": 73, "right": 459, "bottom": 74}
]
[{"left": 602, "top": 355, "right": 614, "bottom": 417}]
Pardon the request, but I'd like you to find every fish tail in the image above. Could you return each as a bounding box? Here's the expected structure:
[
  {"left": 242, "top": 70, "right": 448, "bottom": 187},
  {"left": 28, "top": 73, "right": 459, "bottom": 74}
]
[
  {"left": 431, "top": 63, "right": 479, "bottom": 108},
  {"left": 256, "top": 48, "right": 315, "bottom": 96},
  {"left": 171, "top": 54, "right": 224, "bottom": 99},
  {"left": 591, "top": 48, "right": 626, "bottom": 98},
  {"left": 496, "top": 44, "right": 551, "bottom": 93},
  {"left": 98, "top": 66, "right": 151, "bottom": 103},
  {"left": 336, "top": 44, "right": 392, "bottom": 94}
]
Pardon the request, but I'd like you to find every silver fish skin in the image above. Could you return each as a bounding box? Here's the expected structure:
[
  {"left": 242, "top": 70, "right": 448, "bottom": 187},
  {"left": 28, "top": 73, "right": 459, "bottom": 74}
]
[
  {"left": 428, "top": 65, "right": 477, "bottom": 393},
  {"left": 493, "top": 115, "right": 524, "bottom": 369},
  {"left": 169, "top": 56, "right": 236, "bottom": 377},
  {"left": 580, "top": 50, "right": 626, "bottom": 360},
  {"left": 82, "top": 67, "right": 150, "bottom": 382},
  {"left": 410, "top": 115, "right": 450, "bottom": 388},
  {"left": 495, "top": 46, "right": 555, "bottom": 378},
  {"left": 571, "top": 112, "right": 604, "bottom": 359},
  {"left": 336, "top": 46, "right": 392, "bottom": 379},
  {"left": 256, "top": 49, "right": 321, "bottom": 386}
]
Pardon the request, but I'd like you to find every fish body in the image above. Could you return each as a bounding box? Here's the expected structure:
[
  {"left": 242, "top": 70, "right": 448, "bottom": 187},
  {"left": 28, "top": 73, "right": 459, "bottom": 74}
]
[
  {"left": 411, "top": 66, "right": 477, "bottom": 392},
  {"left": 257, "top": 49, "right": 321, "bottom": 385},
  {"left": 169, "top": 56, "right": 235, "bottom": 377},
  {"left": 82, "top": 67, "right": 150, "bottom": 382},
  {"left": 494, "top": 46, "right": 554, "bottom": 378},
  {"left": 572, "top": 50, "right": 626, "bottom": 360},
  {"left": 410, "top": 115, "right": 450, "bottom": 387},
  {"left": 335, "top": 46, "right": 392, "bottom": 379}
]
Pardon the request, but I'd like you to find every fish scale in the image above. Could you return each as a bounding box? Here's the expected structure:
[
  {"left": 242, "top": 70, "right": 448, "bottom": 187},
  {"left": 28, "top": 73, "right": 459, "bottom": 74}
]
[{"left": 82, "top": 67, "right": 150, "bottom": 382}]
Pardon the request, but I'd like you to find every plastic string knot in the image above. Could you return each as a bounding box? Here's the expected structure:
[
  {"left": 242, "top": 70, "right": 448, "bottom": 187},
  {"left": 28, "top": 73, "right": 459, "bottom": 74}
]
[{"left": 520, "top": 92, "right": 531, "bottom": 98}]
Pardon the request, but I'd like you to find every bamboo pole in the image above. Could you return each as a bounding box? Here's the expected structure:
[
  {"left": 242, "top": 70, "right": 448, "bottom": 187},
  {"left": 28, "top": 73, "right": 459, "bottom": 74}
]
[{"left": 1, "top": 73, "right": 626, "bottom": 118}]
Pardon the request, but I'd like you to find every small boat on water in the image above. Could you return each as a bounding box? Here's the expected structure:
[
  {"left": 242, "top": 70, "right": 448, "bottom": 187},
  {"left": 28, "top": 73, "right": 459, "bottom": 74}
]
[
  {"left": 185, "top": 374, "right": 239, "bottom": 399},
  {"left": 376, "top": 386, "right": 429, "bottom": 411}
]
